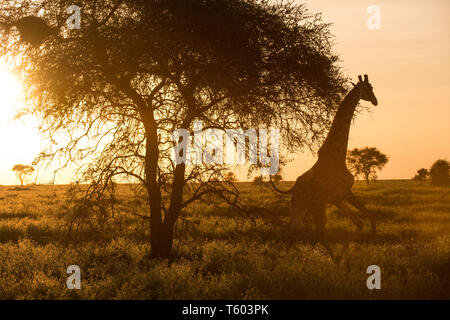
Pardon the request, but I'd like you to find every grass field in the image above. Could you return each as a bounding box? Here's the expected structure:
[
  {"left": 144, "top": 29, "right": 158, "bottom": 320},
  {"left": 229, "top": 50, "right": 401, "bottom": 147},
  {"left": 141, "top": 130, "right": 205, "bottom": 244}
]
[{"left": 0, "top": 180, "right": 448, "bottom": 299}]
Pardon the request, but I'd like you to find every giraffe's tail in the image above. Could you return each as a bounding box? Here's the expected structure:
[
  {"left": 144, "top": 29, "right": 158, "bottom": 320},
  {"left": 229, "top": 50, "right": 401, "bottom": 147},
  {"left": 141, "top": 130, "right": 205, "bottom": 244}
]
[{"left": 269, "top": 175, "right": 294, "bottom": 194}]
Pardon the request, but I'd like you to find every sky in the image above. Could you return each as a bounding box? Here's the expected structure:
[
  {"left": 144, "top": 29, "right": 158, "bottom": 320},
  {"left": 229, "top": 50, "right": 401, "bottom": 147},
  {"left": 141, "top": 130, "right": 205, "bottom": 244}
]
[
  {"left": 284, "top": 0, "right": 450, "bottom": 181},
  {"left": 0, "top": 0, "right": 449, "bottom": 184}
]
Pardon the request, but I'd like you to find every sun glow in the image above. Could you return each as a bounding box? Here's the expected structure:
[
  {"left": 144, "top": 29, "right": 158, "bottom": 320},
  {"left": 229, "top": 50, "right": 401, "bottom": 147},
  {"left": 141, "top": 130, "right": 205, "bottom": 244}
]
[{"left": 0, "top": 66, "right": 41, "bottom": 185}]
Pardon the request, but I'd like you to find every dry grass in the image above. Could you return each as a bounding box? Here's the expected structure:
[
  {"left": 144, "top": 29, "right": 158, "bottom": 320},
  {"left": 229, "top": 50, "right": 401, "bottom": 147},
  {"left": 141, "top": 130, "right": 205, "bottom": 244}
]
[{"left": 0, "top": 180, "right": 448, "bottom": 299}]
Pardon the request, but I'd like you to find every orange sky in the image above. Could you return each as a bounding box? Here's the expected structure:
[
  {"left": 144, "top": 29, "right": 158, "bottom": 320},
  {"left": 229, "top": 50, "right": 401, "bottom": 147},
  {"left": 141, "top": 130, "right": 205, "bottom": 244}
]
[
  {"left": 0, "top": 0, "right": 449, "bottom": 184},
  {"left": 283, "top": 0, "right": 450, "bottom": 181}
]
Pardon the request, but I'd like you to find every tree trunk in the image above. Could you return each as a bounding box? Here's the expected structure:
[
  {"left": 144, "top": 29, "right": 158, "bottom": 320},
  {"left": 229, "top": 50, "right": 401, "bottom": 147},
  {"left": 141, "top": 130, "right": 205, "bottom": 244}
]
[
  {"left": 158, "top": 220, "right": 177, "bottom": 258},
  {"left": 365, "top": 173, "right": 370, "bottom": 185},
  {"left": 142, "top": 113, "right": 163, "bottom": 258},
  {"left": 142, "top": 108, "right": 189, "bottom": 258},
  {"left": 148, "top": 188, "right": 162, "bottom": 258},
  {"left": 148, "top": 204, "right": 179, "bottom": 258},
  {"left": 144, "top": 134, "right": 185, "bottom": 258},
  {"left": 156, "top": 164, "right": 186, "bottom": 258}
]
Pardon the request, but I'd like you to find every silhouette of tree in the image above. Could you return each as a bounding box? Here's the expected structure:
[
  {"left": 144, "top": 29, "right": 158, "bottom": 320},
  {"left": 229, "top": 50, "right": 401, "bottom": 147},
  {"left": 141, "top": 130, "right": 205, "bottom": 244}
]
[
  {"left": 224, "top": 172, "right": 237, "bottom": 183},
  {"left": 12, "top": 164, "right": 34, "bottom": 186},
  {"left": 413, "top": 168, "right": 429, "bottom": 183},
  {"left": 0, "top": 0, "right": 346, "bottom": 258},
  {"left": 252, "top": 175, "right": 264, "bottom": 185},
  {"left": 430, "top": 159, "right": 449, "bottom": 187},
  {"left": 272, "top": 173, "right": 283, "bottom": 183},
  {"left": 347, "top": 147, "right": 388, "bottom": 185},
  {"left": 253, "top": 172, "right": 281, "bottom": 185}
]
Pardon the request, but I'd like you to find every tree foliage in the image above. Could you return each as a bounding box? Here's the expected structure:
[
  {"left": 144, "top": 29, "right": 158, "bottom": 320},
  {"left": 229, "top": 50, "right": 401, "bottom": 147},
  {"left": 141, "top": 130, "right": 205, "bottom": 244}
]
[
  {"left": 224, "top": 172, "right": 237, "bottom": 183},
  {"left": 413, "top": 168, "right": 429, "bottom": 183},
  {"left": 430, "top": 159, "right": 449, "bottom": 187},
  {"left": 347, "top": 147, "right": 388, "bottom": 184},
  {"left": 252, "top": 175, "right": 263, "bottom": 185},
  {"left": 12, "top": 164, "right": 35, "bottom": 186},
  {"left": 0, "top": 0, "right": 347, "bottom": 257}
]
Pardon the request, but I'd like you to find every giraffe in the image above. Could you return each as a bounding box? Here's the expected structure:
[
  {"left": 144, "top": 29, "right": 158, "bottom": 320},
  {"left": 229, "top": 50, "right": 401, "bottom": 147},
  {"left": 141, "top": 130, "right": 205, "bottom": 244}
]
[{"left": 271, "top": 74, "right": 378, "bottom": 259}]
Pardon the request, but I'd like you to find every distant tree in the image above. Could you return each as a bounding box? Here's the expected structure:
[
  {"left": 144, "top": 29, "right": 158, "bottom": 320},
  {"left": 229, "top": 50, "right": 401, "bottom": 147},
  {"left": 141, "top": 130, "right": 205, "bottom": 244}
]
[
  {"left": 253, "top": 175, "right": 264, "bottom": 185},
  {"left": 347, "top": 147, "right": 389, "bottom": 185},
  {"left": 430, "top": 159, "right": 449, "bottom": 187},
  {"left": 413, "top": 168, "right": 429, "bottom": 183},
  {"left": 272, "top": 173, "right": 283, "bottom": 183},
  {"left": 254, "top": 173, "right": 281, "bottom": 186},
  {"left": 12, "top": 164, "right": 35, "bottom": 186},
  {"left": 224, "top": 172, "right": 237, "bottom": 182}
]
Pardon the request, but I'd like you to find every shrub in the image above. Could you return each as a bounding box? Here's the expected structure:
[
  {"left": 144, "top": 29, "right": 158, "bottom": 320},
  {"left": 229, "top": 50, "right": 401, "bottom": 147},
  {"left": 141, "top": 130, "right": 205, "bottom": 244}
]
[{"left": 430, "top": 159, "right": 449, "bottom": 186}]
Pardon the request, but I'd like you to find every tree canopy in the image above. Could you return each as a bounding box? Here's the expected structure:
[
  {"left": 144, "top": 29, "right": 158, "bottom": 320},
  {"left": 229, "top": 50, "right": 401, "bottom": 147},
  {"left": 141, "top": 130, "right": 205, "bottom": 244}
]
[
  {"left": 12, "top": 164, "right": 34, "bottom": 186},
  {"left": 413, "top": 168, "right": 429, "bottom": 183},
  {"left": 347, "top": 147, "right": 388, "bottom": 184},
  {"left": 430, "top": 159, "right": 449, "bottom": 187},
  {"left": 0, "top": 0, "right": 347, "bottom": 257}
]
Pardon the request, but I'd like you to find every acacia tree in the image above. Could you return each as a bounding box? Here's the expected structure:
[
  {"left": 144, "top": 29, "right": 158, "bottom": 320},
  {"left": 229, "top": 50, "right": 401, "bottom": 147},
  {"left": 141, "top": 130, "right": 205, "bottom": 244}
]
[
  {"left": 347, "top": 147, "right": 388, "bottom": 184},
  {"left": 0, "top": 0, "right": 346, "bottom": 258},
  {"left": 12, "top": 164, "right": 34, "bottom": 186},
  {"left": 413, "top": 168, "right": 429, "bottom": 183},
  {"left": 224, "top": 172, "right": 237, "bottom": 183},
  {"left": 430, "top": 159, "right": 449, "bottom": 187}
]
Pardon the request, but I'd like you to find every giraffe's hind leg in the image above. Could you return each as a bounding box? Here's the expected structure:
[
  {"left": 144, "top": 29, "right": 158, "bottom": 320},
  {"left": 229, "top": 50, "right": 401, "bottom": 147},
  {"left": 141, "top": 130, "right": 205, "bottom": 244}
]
[
  {"left": 346, "top": 192, "right": 376, "bottom": 234},
  {"left": 335, "top": 200, "right": 363, "bottom": 232},
  {"left": 310, "top": 202, "right": 336, "bottom": 261}
]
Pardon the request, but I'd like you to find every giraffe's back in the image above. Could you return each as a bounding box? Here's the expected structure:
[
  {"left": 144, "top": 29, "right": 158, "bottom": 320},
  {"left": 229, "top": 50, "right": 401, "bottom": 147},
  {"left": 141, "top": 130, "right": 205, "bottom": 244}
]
[{"left": 291, "top": 162, "right": 355, "bottom": 204}]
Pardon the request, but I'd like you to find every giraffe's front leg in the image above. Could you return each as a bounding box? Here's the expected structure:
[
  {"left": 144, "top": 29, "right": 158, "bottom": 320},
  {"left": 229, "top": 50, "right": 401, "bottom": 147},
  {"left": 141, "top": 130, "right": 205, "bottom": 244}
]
[
  {"left": 346, "top": 192, "right": 376, "bottom": 234},
  {"left": 335, "top": 200, "right": 363, "bottom": 232}
]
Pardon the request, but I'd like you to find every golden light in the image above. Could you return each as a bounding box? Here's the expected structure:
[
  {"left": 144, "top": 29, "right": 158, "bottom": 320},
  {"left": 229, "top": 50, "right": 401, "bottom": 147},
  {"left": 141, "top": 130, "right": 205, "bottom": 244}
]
[
  {"left": 0, "top": 70, "right": 22, "bottom": 111},
  {"left": 0, "top": 65, "right": 41, "bottom": 185}
]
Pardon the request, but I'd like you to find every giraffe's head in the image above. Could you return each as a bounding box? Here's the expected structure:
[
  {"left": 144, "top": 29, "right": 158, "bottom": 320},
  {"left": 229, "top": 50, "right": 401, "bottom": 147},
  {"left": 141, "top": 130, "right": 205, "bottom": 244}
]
[{"left": 353, "top": 74, "right": 378, "bottom": 106}]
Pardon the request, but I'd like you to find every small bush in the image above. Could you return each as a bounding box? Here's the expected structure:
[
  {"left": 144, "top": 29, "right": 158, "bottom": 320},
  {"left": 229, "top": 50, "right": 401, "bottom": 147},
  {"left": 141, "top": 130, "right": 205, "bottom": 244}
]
[{"left": 430, "top": 159, "right": 449, "bottom": 187}]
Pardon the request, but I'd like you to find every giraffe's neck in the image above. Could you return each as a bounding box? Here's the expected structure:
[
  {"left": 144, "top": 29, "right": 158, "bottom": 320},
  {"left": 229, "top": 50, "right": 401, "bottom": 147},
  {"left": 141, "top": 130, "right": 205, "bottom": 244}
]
[{"left": 317, "top": 87, "right": 360, "bottom": 166}]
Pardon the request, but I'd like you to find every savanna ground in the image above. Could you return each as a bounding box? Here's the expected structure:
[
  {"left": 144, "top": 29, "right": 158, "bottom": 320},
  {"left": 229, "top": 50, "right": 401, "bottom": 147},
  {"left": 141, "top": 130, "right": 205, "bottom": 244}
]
[{"left": 0, "top": 180, "right": 448, "bottom": 299}]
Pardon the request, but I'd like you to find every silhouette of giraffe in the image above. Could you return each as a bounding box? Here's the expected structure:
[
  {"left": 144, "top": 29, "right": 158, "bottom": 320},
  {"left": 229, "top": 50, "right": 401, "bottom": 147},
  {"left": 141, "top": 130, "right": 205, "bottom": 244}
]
[{"left": 271, "top": 74, "right": 378, "bottom": 259}]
